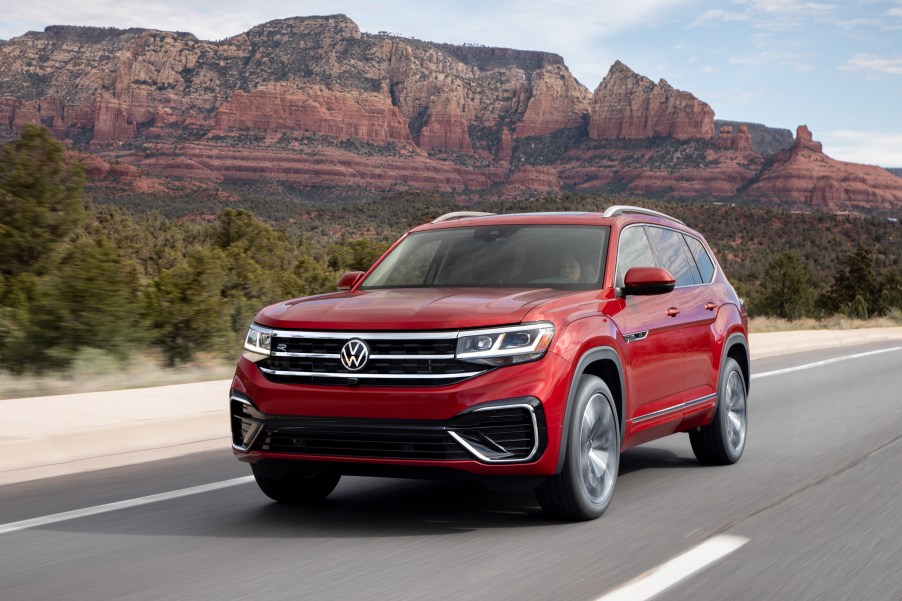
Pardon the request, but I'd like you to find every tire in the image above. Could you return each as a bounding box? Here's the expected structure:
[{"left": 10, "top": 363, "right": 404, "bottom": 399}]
[
  {"left": 251, "top": 464, "right": 341, "bottom": 504},
  {"left": 690, "top": 357, "right": 748, "bottom": 465},
  {"left": 535, "top": 375, "right": 620, "bottom": 521}
]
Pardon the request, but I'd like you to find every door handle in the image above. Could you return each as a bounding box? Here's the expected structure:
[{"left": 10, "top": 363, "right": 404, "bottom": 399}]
[
  {"left": 666, "top": 307, "right": 680, "bottom": 317},
  {"left": 705, "top": 302, "right": 717, "bottom": 311}
]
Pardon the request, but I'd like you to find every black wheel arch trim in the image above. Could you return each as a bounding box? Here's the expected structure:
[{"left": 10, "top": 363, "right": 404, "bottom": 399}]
[
  {"left": 721, "top": 332, "right": 750, "bottom": 394},
  {"left": 555, "top": 346, "right": 626, "bottom": 474}
]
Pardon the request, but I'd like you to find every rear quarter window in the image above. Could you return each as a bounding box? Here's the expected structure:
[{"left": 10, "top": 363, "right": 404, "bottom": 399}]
[{"left": 684, "top": 235, "right": 716, "bottom": 283}]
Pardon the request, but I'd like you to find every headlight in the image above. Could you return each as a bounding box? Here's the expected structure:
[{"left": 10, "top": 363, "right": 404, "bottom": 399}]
[
  {"left": 243, "top": 323, "right": 272, "bottom": 362},
  {"left": 456, "top": 322, "right": 555, "bottom": 366}
]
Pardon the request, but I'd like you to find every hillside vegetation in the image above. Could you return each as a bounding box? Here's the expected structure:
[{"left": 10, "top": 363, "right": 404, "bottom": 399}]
[{"left": 2, "top": 126, "right": 901, "bottom": 376}]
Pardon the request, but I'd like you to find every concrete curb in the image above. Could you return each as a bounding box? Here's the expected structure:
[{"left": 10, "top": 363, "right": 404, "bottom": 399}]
[
  {"left": 1, "top": 380, "right": 231, "bottom": 486},
  {"left": 0, "top": 415, "right": 228, "bottom": 486},
  {"left": 750, "top": 327, "right": 902, "bottom": 359}
]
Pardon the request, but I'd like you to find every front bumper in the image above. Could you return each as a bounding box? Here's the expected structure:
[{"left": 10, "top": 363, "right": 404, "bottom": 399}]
[{"left": 230, "top": 351, "right": 572, "bottom": 476}]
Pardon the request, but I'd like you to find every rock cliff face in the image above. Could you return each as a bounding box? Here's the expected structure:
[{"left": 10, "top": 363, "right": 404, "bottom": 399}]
[
  {"left": 716, "top": 124, "right": 753, "bottom": 152},
  {"left": 588, "top": 61, "right": 714, "bottom": 140},
  {"left": 1, "top": 15, "right": 900, "bottom": 215},
  {"left": 745, "top": 126, "right": 902, "bottom": 212},
  {"left": 714, "top": 120, "right": 793, "bottom": 155}
]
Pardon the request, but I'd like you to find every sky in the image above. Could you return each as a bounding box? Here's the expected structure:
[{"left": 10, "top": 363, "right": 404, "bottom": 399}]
[{"left": 2, "top": 0, "right": 901, "bottom": 167}]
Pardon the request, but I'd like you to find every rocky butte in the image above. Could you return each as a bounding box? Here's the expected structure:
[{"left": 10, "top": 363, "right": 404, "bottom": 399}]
[{"left": 1, "top": 15, "right": 900, "bottom": 215}]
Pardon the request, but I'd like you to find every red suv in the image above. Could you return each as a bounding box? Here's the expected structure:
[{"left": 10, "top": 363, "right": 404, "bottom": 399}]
[{"left": 231, "top": 206, "right": 749, "bottom": 520}]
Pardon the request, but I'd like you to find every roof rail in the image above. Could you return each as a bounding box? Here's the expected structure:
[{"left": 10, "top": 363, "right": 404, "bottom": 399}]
[
  {"left": 601, "top": 205, "right": 685, "bottom": 225},
  {"left": 431, "top": 211, "right": 496, "bottom": 224}
]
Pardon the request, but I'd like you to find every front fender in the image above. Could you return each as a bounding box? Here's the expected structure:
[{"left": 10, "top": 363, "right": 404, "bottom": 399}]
[{"left": 549, "top": 315, "right": 627, "bottom": 474}]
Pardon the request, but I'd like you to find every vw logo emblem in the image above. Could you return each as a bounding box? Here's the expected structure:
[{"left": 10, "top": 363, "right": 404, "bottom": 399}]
[{"left": 340, "top": 339, "right": 370, "bottom": 371}]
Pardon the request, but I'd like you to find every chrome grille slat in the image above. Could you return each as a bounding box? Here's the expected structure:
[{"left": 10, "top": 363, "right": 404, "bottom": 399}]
[
  {"left": 259, "top": 368, "right": 483, "bottom": 380},
  {"left": 260, "top": 330, "right": 485, "bottom": 386}
]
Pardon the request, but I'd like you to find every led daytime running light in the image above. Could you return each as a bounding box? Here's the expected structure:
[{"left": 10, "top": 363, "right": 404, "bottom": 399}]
[
  {"left": 243, "top": 323, "right": 273, "bottom": 361},
  {"left": 456, "top": 322, "right": 555, "bottom": 366}
]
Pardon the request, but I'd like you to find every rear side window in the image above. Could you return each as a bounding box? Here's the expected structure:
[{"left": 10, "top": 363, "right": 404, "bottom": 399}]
[
  {"left": 616, "top": 226, "right": 656, "bottom": 287},
  {"left": 646, "top": 227, "right": 696, "bottom": 287},
  {"left": 684, "top": 235, "right": 716, "bottom": 283}
]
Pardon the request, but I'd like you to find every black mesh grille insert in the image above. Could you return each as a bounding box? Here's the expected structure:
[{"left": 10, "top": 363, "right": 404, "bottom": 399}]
[
  {"left": 249, "top": 405, "right": 544, "bottom": 463},
  {"left": 259, "top": 418, "right": 470, "bottom": 460},
  {"left": 450, "top": 407, "right": 539, "bottom": 460}
]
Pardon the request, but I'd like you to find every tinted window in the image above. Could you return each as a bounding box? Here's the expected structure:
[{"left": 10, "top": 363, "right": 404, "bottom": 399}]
[
  {"left": 684, "top": 235, "right": 715, "bottom": 283},
  {"left": 361, "top": 225, "right": 609, "bottom": 289},
  {"left": 616, "top": 226, "right": 656, "bottom": 287},
  {"left": 647, "top": 227, "right": 695, "bottom": 287},
  {"left": 376, "top": 238, "right": 443, "bottom": 286}
]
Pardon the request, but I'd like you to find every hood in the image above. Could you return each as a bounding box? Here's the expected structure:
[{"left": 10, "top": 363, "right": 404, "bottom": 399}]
[{"left": 254, "top": 287, "right": 578, "bottom": 331}]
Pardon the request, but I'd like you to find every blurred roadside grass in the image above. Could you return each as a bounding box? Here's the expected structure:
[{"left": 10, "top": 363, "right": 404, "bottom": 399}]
[
  {"left": 749, "top": 308, "right": 902, "bottom": 333},
  {"left": 0, "top": 350, "right": 235, "bottom": 399},
  {"left": 3, "top": 310, "right": 902, "bottom": 399}
]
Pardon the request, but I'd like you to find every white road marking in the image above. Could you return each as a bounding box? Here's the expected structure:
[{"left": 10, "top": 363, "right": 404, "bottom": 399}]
[
  {"left": 594, "top": 534, "right": 749, "bottom": 601},
  {"left": 0, "top": 476, "right": 254, "bottom": 535},
  {"left": 752, "top": 346, "right": 902, "bottom": 380}
]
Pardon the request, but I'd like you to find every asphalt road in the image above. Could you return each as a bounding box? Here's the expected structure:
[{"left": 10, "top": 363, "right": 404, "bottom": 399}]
[{"left": 2, "top": 342, "right": 901, "bottom": 601}]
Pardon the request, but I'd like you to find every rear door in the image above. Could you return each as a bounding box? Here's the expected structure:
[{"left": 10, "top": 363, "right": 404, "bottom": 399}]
[
  {"left": 676, "top": 233, "right": 720, "bottom": 400},
  {"left": 645, "top": 226, "right": 718, "bottom": 406}
]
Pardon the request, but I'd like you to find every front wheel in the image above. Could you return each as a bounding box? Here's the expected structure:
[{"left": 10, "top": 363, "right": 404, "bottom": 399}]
[
  {"left": 535, "top": 375, "right": 620, "bottom": 521},
  {"left": 690, "top": 357, "right": 747, "bottom": 465},
  {"left": 252, "top": 464, "right": 341, "bottom": 504}
]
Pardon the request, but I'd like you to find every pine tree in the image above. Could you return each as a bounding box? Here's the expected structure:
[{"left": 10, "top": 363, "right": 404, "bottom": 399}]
[
  {"left": 751, "top": 252, "right": 816, "bottom": 319},
  {"left": 145, "top": 248, "right": 231, "bottom": 366},
  {"left": 819, "top": 245, "right": 883, "bottom": 316},
  {"left": 0, "top": 125, "right": 87, "bottom": 277}
]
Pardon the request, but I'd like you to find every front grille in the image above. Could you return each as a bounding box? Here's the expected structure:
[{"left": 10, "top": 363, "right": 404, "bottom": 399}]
[
  {"left": 235, "top": 403, "right": 545, "bottom": 463},
  {"left": 258, "top": 330, "right": 487, "bottom": 386},
  {"left": 276, "top": 338, "right": 457, "bottom": 356}
]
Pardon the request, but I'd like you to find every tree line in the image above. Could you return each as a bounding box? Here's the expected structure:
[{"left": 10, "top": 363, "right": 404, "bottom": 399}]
[
  {"left": 2, "top": 125, "right": 901, "bottom": 374},
  {"left": 0, "top": 125, "right": 388, "bottom": 373}
]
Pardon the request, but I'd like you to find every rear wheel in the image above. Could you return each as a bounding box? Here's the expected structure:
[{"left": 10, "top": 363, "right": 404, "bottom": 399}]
[
  {"left": 252, "top": 464, "right": 341, "bottom": 503},
  {"left": 690, "top": 357, "right": 747, "bottom": 465},
  {"left": 536, "top": 375, "right": 620, "bottom": 520}
]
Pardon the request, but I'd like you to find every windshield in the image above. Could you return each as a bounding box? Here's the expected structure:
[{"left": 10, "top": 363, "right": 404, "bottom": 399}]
[{"left": 360, "top": 225, "right": 609, "bottom": 289}]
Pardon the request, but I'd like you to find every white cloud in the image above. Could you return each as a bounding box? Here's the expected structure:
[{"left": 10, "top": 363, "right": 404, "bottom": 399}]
[
  {"left": 692, "top": 9, "right": 748, "bottom": 26},
  {"left": 728, "top": 49, "right": 814, "bottom": 72},
  {"left": 1, "top": 0, "right": 297, "bottom": 40},
  {"left": 841, "top": 53, "right": 902, "bottom": 75},
  {"left": 821, "top": 130, "right": 902, "bottom": 167},
  {"left": 888, "top": 7, "right": 902, "bottom": 16},
  {"left": 693, "top": 0, "right": 841, "bottom": 30},
  {"left": 745, "top": 0, "right": 837, "bottom": 15}
]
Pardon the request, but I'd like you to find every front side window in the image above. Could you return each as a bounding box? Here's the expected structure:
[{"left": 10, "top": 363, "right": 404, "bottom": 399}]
[
  {"left": 615, "top": 226, "right": 657, "bottom": 288},
  {"left": 361, "top": 225, "right": 609, "bottom": 289}
]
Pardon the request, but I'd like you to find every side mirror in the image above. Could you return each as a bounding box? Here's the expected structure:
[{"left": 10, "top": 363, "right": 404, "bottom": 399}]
[
  {"left": 336, "top": 271, "right": 365, "bottom": 292},
  {"left": 622, "top": 267, "right": 676, "bottom": 296}
]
